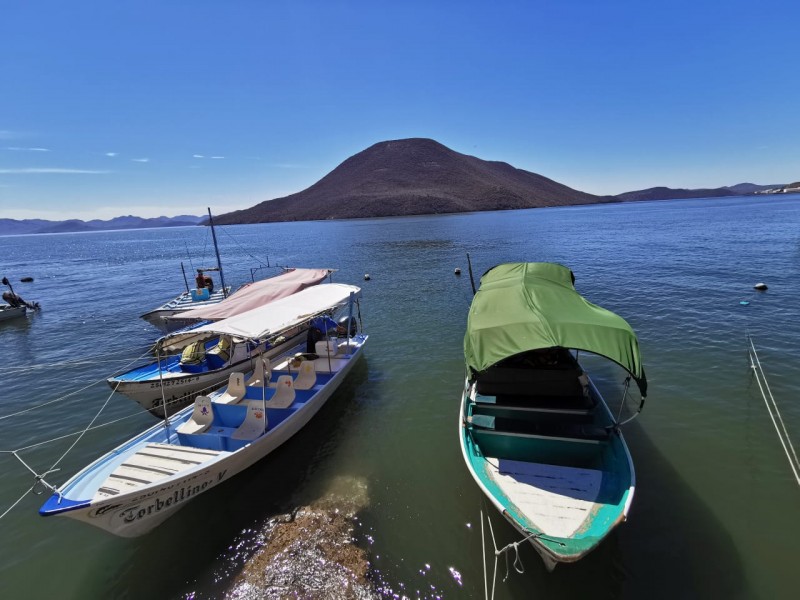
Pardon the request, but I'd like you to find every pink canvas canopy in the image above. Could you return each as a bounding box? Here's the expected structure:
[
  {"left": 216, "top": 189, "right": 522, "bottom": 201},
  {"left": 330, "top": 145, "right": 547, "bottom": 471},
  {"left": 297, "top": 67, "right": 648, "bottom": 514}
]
[{"left": 169, "top": 268, "right": 331, "bottom": 322}]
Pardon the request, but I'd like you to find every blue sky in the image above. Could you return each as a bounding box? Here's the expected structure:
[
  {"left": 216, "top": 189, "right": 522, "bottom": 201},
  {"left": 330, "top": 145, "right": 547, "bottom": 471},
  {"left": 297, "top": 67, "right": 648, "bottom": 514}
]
[{"left": 1, "top": 1, "right": 798, "bottom": 220}]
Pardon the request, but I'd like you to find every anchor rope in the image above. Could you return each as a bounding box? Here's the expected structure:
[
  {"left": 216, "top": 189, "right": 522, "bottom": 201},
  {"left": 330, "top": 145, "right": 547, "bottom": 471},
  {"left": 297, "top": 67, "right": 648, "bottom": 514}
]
[
  {"left": 0, "top": 379, "right": 124, "bottom": 521},
  {"left": 480, "top": 507, "right": 561, "bottom": 599},
  {"left": 747, "top": 334, "right": 800, "bottom": 487},
  {"left": 0, "top": 339, "right": 266, "bottom": 520}
]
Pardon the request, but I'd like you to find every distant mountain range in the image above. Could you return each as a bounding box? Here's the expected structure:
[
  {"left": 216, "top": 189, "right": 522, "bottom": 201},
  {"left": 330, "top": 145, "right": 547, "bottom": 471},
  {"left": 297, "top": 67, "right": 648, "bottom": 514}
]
[
  {"left": 616, "top": 182, "right": 784, "bottom": 202},
  {"left": 0, "top": 215, "right": 205, "bottom": 236},
  {"left": 0, "top": 138, "right": 793, "bottom": 234}
]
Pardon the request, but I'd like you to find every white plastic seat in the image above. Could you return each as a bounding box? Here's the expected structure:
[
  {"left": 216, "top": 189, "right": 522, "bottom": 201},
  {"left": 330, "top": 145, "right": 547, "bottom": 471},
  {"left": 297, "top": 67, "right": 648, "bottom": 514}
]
[
  {"left": 231, "top": 400, "right": 266, "bottom": 440},
  {"left": 293, "top": 360, "right": 316, "bottom": 390},
  {"left": 216, "top": 372, "right": 246, "bottom": 404},
  {"left": 314, "top": 339, "right": 338, "bottom": 357},
  {"left": 176, "top": 396, "right": 213, "bottom": 434},
  {"left": 246, "top": 357, "right": 271, "bottom": 388},
  {"left": 265, "top": 375, "right": 295, "bottom": 408}
]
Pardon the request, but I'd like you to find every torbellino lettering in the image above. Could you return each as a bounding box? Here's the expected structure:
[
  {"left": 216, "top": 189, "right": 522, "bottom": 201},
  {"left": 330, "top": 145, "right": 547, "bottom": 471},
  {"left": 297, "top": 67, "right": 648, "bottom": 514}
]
[{"left": 119, "top": 471, "right": 227, "bottom": 523}]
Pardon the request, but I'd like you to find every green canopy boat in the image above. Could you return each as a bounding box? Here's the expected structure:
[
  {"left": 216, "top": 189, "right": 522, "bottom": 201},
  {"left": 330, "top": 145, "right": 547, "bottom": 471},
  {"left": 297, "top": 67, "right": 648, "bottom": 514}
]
[{"left": 459, "top": 262, "right": 647, "bottom": 570}]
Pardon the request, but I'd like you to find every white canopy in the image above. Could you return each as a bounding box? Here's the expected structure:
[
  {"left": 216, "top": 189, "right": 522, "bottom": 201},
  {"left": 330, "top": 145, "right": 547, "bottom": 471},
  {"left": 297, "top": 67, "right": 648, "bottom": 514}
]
[
  {"left": 158, "top": 283, "right": 361, "bottom": 352},
  {"left": 168, "top": 268, "right": 332, "bottom": 322}
]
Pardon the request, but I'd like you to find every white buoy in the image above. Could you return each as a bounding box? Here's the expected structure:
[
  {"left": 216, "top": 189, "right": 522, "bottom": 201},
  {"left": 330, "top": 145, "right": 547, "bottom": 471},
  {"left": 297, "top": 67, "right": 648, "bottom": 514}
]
[
  {"left": 754, "top": 282, "right": 768, "bottom": 291},
  {"left": 364, "top": 274, "right": 371, "bottom": 281},
  {"left": 454, "top": 268, "right": 461, "bottom": 275}
]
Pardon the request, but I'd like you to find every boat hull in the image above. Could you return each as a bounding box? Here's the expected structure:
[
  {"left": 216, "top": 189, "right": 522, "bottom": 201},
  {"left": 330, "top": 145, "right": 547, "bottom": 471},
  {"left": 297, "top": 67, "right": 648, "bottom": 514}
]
[
  {"left": 140, "top": 287, "right": 231, "bottom": 333},
  {"left": 41, "top": 335, "right": 368, "bottom": 537},
  {"left": 0, "top": 304, "right": 26, "bottom": 322},
  {"left": 109, "top": 332, "right": 304, "bottom": 418},
  {"left": 459, "top": 371, "right": 635, "bottom": 570}
]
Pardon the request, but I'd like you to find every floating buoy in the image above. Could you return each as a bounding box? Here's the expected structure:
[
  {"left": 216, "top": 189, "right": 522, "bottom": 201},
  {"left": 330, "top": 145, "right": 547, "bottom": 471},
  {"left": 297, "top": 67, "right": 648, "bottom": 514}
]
[
  {"left": 754, "top": 282, "right": 768, "bottom": 291},
  {"left": 20, "top": 277, "right": 33, "bottom": 282},
  {"left": 740, "top": 301, "right": 750, "bottom": 306},
  {"left": 364, "top": 274, "right": 371, "bottom": 281},
  {"left": 454, "top": 268, "right": 461, "bottom": 275}
]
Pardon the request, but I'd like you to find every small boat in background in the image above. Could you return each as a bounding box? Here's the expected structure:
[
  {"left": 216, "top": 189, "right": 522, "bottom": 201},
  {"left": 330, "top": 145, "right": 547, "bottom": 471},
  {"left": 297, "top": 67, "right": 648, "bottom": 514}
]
[
  {"left": 1, "top": 276, "right": 40, "bottom": 321},
  {"left": 40, "top": 283, "right": 367, "bottom": 537},
  {"left": 140, "top": 209, "right": 231, "bottom": 333},
  {"left": 460, "top": 262, "right": 647, "bottom": 570},
  {"left": 140, "top": 268, "right": 230, "bottom": 333}
]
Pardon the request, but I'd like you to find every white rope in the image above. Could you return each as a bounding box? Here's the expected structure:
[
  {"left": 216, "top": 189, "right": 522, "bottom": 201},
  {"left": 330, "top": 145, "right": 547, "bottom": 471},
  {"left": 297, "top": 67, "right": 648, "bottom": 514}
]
[
  {"left": 481, "top": 510, "right": 488, "bottom": 600},
  {"left": 747, "top": 335, "right": 800, "bottom": 487},
  {"left": 480, "top": 509, "right": 549, "bottom": 598}
]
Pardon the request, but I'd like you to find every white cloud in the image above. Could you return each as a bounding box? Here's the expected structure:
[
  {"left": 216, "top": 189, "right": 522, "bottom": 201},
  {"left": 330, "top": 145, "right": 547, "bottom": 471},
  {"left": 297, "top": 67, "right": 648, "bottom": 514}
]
[
  {"left": 6, "top": 146, "right": 51, "bottom": 152},
  {"left": 211, "top": 156, "right": 225, "bottom": 159},
  {"left": 0, "top": 168, "right": 110, "bottom": 174},
  {"left": 193, "top": 154, "right": 205, "bottom": 158},
  {"left": 269, "top": 163, "right": 307, "bottom": 169},
  {"left": 131, "top": 158, "right": 150, "bottom": 163},
  {"left": 106, "top": 152, "right": 118, "bottom": 157}
]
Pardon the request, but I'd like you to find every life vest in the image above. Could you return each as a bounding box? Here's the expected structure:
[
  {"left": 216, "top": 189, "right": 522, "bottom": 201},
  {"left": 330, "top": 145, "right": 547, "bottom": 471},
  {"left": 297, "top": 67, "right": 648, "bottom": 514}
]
[
  {"left": 180, "top": 341, "right": 206, "bottom": 365},
  {"left": 212, "top": 336, "right": 231, "bottom": 362}
]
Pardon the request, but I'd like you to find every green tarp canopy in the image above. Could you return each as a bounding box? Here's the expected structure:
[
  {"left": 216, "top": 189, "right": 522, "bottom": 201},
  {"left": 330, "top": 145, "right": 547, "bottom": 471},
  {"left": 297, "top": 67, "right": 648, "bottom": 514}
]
[{"left": 464, "top": 262, "right": 647, "bottom": 396}]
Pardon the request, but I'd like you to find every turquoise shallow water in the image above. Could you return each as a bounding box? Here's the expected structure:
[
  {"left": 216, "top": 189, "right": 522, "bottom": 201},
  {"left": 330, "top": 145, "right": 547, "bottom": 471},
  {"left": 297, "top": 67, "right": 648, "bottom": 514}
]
[{"left": 1, "top": 194, "right": 799, "bottom": 599}]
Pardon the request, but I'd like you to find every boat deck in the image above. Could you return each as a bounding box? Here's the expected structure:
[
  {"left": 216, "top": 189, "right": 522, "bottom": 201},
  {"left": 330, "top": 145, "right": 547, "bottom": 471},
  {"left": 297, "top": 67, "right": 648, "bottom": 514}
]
[
  {"left": 484, "top": 457, "right": 603, "bottom": 538},
  {"left": 93, "top": 443, "right": 222, "bottom": 501}
]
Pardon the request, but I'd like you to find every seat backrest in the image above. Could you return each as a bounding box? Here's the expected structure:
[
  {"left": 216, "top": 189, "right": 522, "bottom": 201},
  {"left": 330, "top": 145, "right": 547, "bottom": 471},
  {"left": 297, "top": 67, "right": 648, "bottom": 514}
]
[
  {"left": 228, "top": 371, "right": 245, "bottom": 397},
  {"left": 177, "top": 395, "right": 213, "bottom": 434},
  {"left": 315, "top": 339, "right": 338, "bottom": 357},
  {"left": 293, "top": 360, "right": 316, "bottom": 390},
  {"left": 265, "top": 374, "right": 295, "bottom": 408},
  {"left": 217, "top": 371, "right": 246, "bottom": 404},
  {"left": 246, "top": 357, "right": 271, "bottom": 387},
  {"left": 231, "top": 400, "right": 267, "bottom": 440}
]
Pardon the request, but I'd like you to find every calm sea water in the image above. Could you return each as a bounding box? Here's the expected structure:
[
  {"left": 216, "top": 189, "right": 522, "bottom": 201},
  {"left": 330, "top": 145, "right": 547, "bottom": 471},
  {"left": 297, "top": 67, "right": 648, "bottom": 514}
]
[{"left": 1, "top": 195, "right": 799, "bottom": 599}]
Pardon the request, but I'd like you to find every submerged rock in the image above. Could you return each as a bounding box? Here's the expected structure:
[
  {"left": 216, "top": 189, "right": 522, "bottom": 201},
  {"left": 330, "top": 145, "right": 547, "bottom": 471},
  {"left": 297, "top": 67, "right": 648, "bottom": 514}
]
[{"left": 225, "top": 477, "right": 377, "bottom": 599}]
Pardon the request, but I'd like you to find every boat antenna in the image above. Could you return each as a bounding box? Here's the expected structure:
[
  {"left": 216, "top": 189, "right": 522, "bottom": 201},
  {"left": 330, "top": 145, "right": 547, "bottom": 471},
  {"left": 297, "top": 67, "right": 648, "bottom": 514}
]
[
  {"left": 466, "top": 253, "right": 477, "bottom": 295},
  {"left": 207, "top": 207, "right": 228, "bottom": 298}
]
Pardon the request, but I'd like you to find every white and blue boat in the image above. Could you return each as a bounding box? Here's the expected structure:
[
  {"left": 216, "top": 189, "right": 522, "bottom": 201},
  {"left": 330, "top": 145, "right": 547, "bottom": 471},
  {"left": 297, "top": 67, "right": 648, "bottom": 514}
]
[
  {"left": 40, "top": 283, "right": 367, "bottom": 537},
  {"left": 109, "top": 268, "right": 332, "bottom": 418},
  {"left": 460, "top": 263, "right": 647, "bottom": 570}
]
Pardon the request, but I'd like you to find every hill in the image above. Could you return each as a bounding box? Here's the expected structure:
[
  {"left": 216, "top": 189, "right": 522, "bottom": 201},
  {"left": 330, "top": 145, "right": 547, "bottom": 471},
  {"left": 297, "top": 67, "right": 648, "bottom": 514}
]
[
  {"left": 213, "top": 138, "right": 613, "bottom": 224},
  {"left": 0, "top": 215, "right": 205, "bottom": 236},
  {"left": 617, "top": 182, "right": 785, "bottom": 202}
]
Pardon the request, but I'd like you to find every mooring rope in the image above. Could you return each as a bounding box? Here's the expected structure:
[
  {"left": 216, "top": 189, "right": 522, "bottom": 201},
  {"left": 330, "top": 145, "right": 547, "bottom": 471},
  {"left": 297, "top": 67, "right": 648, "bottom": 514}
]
[
  {"left": 0, "top": 344, "right": 217, "bottom": 521},
  {"left": 480, "top": 508, "right": 562, "bottom": 598},
  {"left": 747, "top": 334, "right": 800, "bottom": 487}
]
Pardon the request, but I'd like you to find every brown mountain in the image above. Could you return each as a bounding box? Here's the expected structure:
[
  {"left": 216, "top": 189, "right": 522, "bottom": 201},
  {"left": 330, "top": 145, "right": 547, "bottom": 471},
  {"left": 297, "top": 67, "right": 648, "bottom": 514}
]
[{"left": 214, "top": 138, "right": 613, "bottom": 224}]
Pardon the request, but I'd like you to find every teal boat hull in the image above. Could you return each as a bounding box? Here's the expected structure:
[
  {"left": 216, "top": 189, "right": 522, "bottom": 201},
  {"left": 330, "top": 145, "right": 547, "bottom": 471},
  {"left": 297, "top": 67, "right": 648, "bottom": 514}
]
[{"left": 459, "top": 372, "right": 635, "bottom": 570}]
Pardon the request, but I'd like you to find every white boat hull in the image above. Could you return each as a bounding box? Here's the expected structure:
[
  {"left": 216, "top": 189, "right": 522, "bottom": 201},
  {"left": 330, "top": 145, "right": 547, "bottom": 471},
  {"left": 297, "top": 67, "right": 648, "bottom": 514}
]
[
  {"left": 111, "top": 331, "right": 305, "bottom": 418},
  {"left": 42, "top": 336, "right": 367, "bottom": 537},
  {"left": 140, "top": 287, "right": 231, "bottom": 333},
  {"left": 0, "top": 304, "right": 26, "bottom": 322}
]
